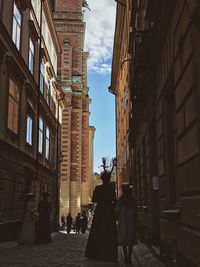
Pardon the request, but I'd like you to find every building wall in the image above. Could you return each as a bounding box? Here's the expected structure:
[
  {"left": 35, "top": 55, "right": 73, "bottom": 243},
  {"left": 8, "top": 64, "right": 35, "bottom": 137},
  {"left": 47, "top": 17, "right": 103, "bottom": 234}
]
[
  {"left": 110, "top": 3, "right": 131, "bottom": 196},
  {"left": 132, "top": 1, "right": 200, "bottom": 266},
  {"left": 111, "top": 0, "right": 200, "bottom": 266},
  {"left": 54, "top": 0, "right": 91, "bottom": 219},
  {"left": 0, "top": 0, "right": 63, "bottom": 241},
  {"left": 157, "top": 2, "right": 200, "bottom": 266}
]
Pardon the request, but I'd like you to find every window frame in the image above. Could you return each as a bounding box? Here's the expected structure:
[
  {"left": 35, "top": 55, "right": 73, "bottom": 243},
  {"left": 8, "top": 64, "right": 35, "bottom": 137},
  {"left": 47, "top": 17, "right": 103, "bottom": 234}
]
[
  {"left": 26, "top": 114, "right": 33, "bottom": 145},
  {"left": 45, "top": 125, "right": 50, "bottom": 160},
  {"left": 28, "top": 38, "right": 35, "bottom": 75},
  {"left": 7, "top": 77, "right": 20, "bottom": 134},
  {"left": 12, "top": 2, "right": 22, "bottom": 50},
  {"left": 40, "top": 62, "right": 45, "bottom": 94},
  {"left": 38, "top": 116, "right": 43, "bottom": 154}
]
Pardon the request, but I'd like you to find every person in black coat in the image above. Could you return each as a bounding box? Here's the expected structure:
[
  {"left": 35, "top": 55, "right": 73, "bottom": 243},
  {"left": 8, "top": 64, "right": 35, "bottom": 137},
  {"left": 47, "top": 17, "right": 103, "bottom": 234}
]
[
  {"left": 66, "top": 213, "right": 73, "bottom": 234},
  {"left": 75, "top": 213, "right": 82, "bottom": 233},
  {"left": 85, "top": 171, "right": 117, "bottom": 262},
  {"left": 61, "top": 215, "right": 66, "bottom": 230},
  {"left": 81, "top": 211, "right": 88, "bottom": 233},
  {"left": 37, "top": 192, "right": 52, "bottom": 244}
]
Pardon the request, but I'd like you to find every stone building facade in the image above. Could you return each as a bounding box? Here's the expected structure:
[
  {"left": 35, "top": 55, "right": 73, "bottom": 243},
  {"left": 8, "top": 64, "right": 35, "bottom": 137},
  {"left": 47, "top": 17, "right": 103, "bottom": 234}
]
[
  {"left": 109, "top": 1, "right": 131, "bottom": 196},
  {"left": 0, "top": 0, "right": 64, "bottom": 241},
  {"left": 54, "top": 0, "right": 91, "bottom": 219},
  {"left": 110, "top": 0, "right": 200, "bottom": 266}
]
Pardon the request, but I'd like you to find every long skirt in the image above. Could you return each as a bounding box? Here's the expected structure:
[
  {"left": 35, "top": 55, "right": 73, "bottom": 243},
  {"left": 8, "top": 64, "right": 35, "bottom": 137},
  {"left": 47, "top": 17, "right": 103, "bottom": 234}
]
[
  {"left": 85, "top": 205, "right": 117, "bottom": 262},
  {"left": 37, "top": 214, "right": 51, "bottom": 244},
  {"left": 18, "top": 213, "right": 35, "bottom": 245}
]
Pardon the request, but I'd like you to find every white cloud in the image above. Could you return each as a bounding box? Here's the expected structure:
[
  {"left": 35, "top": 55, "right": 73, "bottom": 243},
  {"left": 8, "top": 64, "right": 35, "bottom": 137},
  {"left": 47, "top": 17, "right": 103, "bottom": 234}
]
[{"left": 84, "top": 0, "right": 116, "bottom": 74}]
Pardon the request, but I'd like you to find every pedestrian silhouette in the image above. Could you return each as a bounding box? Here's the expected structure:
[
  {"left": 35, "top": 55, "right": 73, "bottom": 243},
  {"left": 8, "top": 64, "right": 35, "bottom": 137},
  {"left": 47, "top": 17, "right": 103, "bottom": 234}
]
[
  {"left": 66, "top": 213, "right": 73, "bottom": 234},
  {"left": 81, "top": 211, "right": 88, "bottom": 233},
  {"left": 75, "top": 213, "right": 82, "bottom": 233},
  {"left": 117, "top": 183, "right": 137, "bottom": 264},
  {"left": 85, "top": 171, "right": 118, "bottom": 262},
  {"left": 37, "top": 192, "right": 52, "bottom": 244},
  {"left": 61, "top": 214, "right": 66, "bottom": 230}
]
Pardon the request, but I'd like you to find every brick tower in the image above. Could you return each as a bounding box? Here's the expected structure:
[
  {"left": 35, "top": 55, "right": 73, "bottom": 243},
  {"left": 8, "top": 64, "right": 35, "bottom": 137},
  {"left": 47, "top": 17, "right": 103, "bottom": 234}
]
[{"left": 54, "top": 0, "right": 90, "bottom": 218}]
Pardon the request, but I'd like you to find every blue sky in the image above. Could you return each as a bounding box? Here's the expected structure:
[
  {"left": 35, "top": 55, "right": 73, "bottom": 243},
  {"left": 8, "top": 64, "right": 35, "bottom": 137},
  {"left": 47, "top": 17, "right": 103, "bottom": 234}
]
[
  {"left": 88, "top": 71, "right": 116, "bottom": 172},
  {"left": 84, "top": 1, "right": 116, "bottom": 172}
]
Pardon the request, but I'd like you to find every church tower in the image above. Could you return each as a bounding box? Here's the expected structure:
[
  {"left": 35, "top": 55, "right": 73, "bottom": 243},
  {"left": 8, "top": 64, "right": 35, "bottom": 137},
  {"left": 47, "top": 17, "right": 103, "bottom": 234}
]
[{"left": 54, "top": 0, "right": 90, "bottom": 218}]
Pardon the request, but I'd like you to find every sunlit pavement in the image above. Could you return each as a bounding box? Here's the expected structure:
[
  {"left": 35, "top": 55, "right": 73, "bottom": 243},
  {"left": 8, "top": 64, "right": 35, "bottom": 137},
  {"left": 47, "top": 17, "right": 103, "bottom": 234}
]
[{"left": 0, "top": 232, "right": 164, "bottom": 267}]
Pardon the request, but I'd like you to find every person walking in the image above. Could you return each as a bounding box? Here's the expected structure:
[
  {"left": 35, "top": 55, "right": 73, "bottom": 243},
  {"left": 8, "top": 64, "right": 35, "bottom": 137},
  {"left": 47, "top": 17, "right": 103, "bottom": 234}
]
[
  {"left": 18, "top": 193, "right": 36, "bottom": 245},
  {"left": 61, "top": 215, "right": 66, "bottom": 230},
  {"left": 37, "top": 192, "right": 52, "bottom": 244},
  {"left": 75, "top": 213, "right": 82, "bottom": 233},
  {"left": 117, "top": 183, "right": 137, "bottom": 264},
  {"left": 66, "top": 213, "right": 73, "bottom": 234},
  {"left": 81, "top": 211, "right": 88, "bottom": 233},
  {"left": 85, "top": 171, "right": 118, "bottom": 262}
]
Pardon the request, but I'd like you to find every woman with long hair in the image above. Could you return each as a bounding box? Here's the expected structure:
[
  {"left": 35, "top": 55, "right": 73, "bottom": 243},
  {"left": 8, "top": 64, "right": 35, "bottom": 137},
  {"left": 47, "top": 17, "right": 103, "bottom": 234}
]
[
  {"left": 117, "top": 183, "right": 137, "bottom": 264},
  {"left": 85, "top": 171, "right": 118, "bottom": 262}
]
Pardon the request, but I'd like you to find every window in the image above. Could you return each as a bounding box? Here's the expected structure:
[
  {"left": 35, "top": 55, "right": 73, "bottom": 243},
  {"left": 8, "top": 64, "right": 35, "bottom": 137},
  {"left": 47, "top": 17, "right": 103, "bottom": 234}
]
[
  {"left": 40, "top": 63, "right": 44, "bottom": 93},
  {"left": 47, "top": 33, "right": 52, "bottom": 56},
  {"left": 31, "top": 0, "right": 35, "bottom": 9},
  {"left": 12, "top": 2, "right": 21, "bottom": 50},
  {"left": 28, "top": 38, "right": 35, "bottom": 74},
  {"left": 8, "top": 78, "right": 19, "bottom": 133},
  {"left": 46, "top": 80, "right": 50, "bottom": 105},
  {"left": 26, "top": 115, "right": 33, "bottom": 145},
  {"left": 38, "top": 117, "right": 43, "bottom": 153},
  {"left": 45, "top": 126, "right": 50, "bottom": 160}
]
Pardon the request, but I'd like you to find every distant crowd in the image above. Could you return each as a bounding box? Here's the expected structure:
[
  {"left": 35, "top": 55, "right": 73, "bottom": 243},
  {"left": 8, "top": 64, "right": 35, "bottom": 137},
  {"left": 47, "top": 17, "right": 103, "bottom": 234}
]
[{"left": 60, "top": 211, "right": 88, "bottom": 234}]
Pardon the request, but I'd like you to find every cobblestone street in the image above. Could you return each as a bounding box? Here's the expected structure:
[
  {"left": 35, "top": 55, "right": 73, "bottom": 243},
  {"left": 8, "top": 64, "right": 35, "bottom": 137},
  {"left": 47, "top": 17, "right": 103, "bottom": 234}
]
[{"left": 0, "top": 232, "right": 164, "bottom": 267}]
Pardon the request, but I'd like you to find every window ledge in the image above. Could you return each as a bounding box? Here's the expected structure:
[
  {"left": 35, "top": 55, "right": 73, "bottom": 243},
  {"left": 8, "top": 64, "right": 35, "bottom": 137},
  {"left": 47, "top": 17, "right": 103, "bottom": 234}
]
[{"left": 162, "top": 209, "right": 180, "bottom": 214}]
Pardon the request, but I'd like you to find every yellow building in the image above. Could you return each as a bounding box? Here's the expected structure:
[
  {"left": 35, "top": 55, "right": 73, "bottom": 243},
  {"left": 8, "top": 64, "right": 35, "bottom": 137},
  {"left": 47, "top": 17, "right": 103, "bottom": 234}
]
[{"left": 109, "top": 0, "right": 132, "bottom": 196}]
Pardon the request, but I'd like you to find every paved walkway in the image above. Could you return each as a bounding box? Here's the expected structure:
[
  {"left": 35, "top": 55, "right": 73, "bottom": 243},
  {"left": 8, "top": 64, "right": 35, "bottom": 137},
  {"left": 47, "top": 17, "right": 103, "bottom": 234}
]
[{"left": 0, "top": 232, "right": 165, "bottom": 267}]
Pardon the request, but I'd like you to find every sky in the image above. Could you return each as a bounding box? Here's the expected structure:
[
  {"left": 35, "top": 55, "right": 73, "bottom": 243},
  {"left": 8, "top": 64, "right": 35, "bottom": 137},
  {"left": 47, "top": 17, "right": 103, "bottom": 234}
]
[{"left": 84, "top": 0, "right": 116, "bottom": 173}]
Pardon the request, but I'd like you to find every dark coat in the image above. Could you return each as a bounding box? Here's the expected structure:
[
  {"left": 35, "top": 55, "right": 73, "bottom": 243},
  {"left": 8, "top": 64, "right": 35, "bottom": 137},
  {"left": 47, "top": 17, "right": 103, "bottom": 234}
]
[
  {"left": 37, "top": 199, "right": 52, "bottom": 244},
  {"left": 85, "top": 183, "right": 118, "bottom": 262}
]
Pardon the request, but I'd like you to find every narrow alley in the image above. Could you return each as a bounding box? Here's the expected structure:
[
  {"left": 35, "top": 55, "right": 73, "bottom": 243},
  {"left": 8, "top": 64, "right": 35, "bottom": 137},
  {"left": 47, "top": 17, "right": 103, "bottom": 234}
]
[{"left": 0, "top": 233, "right": 164, "bottom": 267}]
